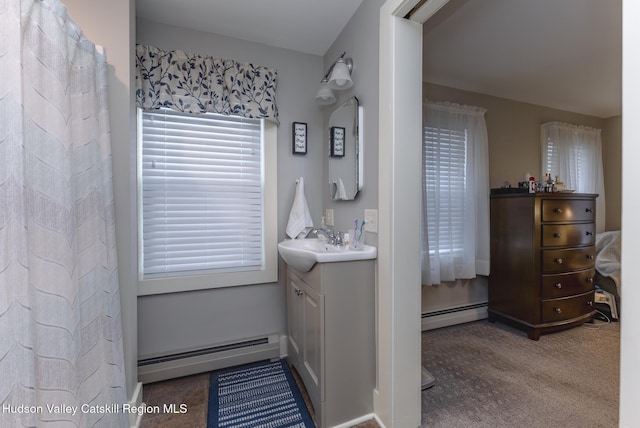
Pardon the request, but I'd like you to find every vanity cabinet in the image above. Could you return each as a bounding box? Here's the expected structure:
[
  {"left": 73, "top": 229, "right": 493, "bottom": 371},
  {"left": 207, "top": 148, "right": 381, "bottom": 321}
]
[
  {"left": 488, "top": 192, "right": 597, "bottom": 340},
  {"left": 286, "top": 260, "right": 375, "bottom": 428}
]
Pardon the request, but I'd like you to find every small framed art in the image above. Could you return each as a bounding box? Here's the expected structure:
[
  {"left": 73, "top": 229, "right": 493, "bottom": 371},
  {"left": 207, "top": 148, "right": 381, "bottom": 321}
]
[
  {"left": 330, "top": 126, "right": 345, "bottom": 157},
  {"left": 292, "top": 122, "right": 307, "bottom": 154}
]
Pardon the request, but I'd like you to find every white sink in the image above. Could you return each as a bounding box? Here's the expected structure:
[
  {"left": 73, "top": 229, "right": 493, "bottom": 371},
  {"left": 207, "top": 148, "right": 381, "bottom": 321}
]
[{"left": 278, "top": 239, "right": 377, "bottom": 272}]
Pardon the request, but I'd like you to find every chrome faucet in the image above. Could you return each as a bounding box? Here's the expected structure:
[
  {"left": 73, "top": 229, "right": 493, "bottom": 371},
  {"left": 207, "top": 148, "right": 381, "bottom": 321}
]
[{"left": 310, "top": 227, "right": 343, "bottom": 246}]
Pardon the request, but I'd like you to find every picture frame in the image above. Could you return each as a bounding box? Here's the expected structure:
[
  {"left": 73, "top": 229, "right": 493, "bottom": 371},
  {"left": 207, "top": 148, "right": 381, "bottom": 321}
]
[
  {"left": 330, "top": 126, "right": 345, "bottom": 157},
  {"left": 292, "top": 122, "right": 307, "bottom": 154}
]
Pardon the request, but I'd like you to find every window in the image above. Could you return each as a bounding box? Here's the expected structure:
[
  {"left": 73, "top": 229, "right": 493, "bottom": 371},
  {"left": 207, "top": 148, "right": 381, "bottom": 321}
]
[
  {"left": 421, "top": 102, "right": 490, "bottom": 285},
  {"left": 138, "top": 108, "right": 277, "bottom": 294},
  {"left": 423, "top": 125, "right": 467, "bottom": 255},
  {"left": 540, "top": 121, "right": 605, "bottom": 232}
]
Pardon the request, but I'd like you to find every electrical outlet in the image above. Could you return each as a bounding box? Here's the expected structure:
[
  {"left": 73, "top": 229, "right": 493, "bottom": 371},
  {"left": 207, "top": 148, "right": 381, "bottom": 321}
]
[
  {"left": 325, "top": 208, "right": 334, "bottom": 227},
  {"left": 364, "top": 209, "right": 378, "bottom": 233}
]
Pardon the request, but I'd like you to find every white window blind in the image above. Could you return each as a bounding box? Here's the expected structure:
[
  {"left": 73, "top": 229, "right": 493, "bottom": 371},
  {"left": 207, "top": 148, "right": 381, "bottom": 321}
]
[
  {"left": 423, "top": 125, "right": 467, "bottom": 255},
  {"left": 140, "top": 108, "right": 264, "bottom": 279},
  {"left": 543, "top": 137, "right": 584, "bottom": 189}
]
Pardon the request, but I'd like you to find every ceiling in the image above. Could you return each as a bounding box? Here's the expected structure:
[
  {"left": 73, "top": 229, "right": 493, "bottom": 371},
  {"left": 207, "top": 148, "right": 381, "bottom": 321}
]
[
  {"left": 422, "top": 0, "right": 622, "bottom": 118},
  {"left": 136, "top": 0, "right": 622, "bottom": 119},
  {"left": 135, "top": 0, "right": 364, "bottom": 56}
]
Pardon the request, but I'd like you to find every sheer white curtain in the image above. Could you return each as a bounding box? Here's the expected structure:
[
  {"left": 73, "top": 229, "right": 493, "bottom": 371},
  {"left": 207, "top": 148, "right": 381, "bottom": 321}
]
[
  {"left": 0, "top": 0, "right": 127, "bottom": 426},
  {"left": 422, "top": 102, "right": 490, "bottom": 285},
  {"left": 541, "top": 122, "right": 606, "bottom": 232}
]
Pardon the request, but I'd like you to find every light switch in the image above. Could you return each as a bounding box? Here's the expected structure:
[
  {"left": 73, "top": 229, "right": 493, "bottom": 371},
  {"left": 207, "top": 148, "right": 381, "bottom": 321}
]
[
  {"left": 364, "top": 209, "right": 378, "bottom": 233},
  {"left": 325, "top": 208, "right": 334, "bottom": 227}
]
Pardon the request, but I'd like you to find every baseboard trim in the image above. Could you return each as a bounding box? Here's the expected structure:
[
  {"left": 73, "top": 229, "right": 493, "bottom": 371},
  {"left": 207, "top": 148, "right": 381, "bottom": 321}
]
[
  {"left": 421, "top": 303, "right": 488, "bottom": 331},
  {"left": 138, "top": 334, "right": 280, "bottom": 384},
  {"left": 129, "top": 382, "right": 143, "bottom": 428},
  {"left": 372, "top": 412, "right": 387, "bottom": 428},
  {"left": 280, "top": 334, "right": 288, "bottom": 358}
]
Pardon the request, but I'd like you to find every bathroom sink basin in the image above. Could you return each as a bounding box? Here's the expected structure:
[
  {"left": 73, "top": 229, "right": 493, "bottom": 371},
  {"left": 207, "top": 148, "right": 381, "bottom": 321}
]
[{"left": 277, "top": 239, "right": 377, "bottom": 272}]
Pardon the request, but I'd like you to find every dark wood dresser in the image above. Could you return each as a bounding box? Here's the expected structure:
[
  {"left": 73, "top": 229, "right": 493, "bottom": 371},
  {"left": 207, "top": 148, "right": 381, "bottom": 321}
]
[{"left": 488, "top": 191, "right": 597, "bottom": 340}]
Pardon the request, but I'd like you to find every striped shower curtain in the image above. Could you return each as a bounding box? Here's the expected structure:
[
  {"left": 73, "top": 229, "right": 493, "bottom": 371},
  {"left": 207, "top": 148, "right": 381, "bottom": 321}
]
[{"left": 0, "top": 0, "right": 127, "bottom": 426}]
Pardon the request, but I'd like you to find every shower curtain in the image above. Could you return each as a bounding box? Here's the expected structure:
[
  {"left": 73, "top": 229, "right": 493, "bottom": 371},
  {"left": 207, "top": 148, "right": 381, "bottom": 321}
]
[{"left": 0, "top": 0, "right": 127, "bottom": 426}]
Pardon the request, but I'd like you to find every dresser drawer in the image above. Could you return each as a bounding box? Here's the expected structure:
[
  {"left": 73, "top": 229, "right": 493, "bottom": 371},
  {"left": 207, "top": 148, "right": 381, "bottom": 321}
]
[
  {"left": 541, "top": 291, "right": 594, "bottom": 323},
  {"left": 541, "top": 223, "right": 595, "bottom": 247},
  {"left": 542, "top": 246, "right": 595, "bottom": 273},
  {"left": 541, "top": 269, "right": 595, "bottom": 298},
  {"left": 541, "top": 199, "right": 595, "bottom": 222}
]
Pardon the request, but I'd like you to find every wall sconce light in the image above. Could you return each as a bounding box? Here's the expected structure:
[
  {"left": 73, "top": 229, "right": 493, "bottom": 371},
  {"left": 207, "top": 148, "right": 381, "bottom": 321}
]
[
  {"left": 315, "top": 78, "right": 336, "bottom": 105},
  {"left": 315, "top": 52, "right": 353, "bottom": 105}
]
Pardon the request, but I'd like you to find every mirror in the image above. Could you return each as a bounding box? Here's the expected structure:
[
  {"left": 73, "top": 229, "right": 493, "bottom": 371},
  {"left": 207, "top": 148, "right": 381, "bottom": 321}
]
[{"left": 328, "top": 96, "right": 363, "bottom": 200}]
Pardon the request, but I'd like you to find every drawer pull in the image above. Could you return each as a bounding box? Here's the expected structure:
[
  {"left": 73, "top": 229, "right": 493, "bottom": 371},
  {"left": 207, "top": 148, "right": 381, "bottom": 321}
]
[
  {"left": 586, "top": 231, "right": 593, "bottom": 236},
  {"left": 587, "top": 254, "right": 594, "bottom": 260},
  {"left": 587, "top": 301, "right": 593, "bottom": 307},
  {"left": 554, "top": 283, "right": 562, "bottom": 289},
  {"left": 295, "top": 289, "right": 303, "bottom": 296},
  {"left": 587, "top": 277, "right": 594, "bottom": 284},
  {"left": 553, "top": 233, "right": 561, "bottom": 238},
  {"left": 554, "top": 258, "right": 563, "bottom": 264},
  {"left": 585, "top": 208, "right": 593, "bottom": 213},
  {"left": 553, "top": 208, "right": 563, "bottom": 214},
  {"left": 554, "top": 307, "right": 562, "bottom": 314}
]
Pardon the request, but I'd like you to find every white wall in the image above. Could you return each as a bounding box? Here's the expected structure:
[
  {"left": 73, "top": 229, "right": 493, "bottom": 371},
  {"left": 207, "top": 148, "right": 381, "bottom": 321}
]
[
  {"left": 620, "top": 1, "right": 640, "bottom": 425},
  {"left": 136, "top": 19, "right": 326, "bottom": 357}
]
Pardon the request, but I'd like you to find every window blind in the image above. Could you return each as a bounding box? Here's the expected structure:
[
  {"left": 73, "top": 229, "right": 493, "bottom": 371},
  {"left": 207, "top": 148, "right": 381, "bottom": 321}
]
[
  {"left": 423, "top": 125, "right": 467, "bottom": 254},
  {"left": 543, "top": 137, "right": 584, "bottom": 188},
  {"left": 543, "top": 137, "right": 558, "bottom": 179},
  {"left": 141, "top": 109, "right": 264, "bottom": 278}
]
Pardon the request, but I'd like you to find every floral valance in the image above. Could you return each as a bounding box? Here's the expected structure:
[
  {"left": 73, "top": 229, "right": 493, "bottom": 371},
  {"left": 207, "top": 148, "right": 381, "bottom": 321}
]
[{"left": 135, "top": 44, "right": 279, "bottom": 123}]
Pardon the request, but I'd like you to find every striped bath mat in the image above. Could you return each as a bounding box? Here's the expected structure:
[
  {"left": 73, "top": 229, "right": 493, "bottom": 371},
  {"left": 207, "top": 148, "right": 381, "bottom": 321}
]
[{"left": 207, "top": 359, "right": 314, "bottom": 428}]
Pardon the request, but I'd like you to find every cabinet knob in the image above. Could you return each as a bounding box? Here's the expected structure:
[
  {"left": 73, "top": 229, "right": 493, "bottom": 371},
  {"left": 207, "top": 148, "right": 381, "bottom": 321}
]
[
  {"left": 554, "top": 258, "right": 563, "bottom": 264},
  {"left": 587, "top": 277, "right": 594, "bottom": 284},
  {"left": 587, "top": 254, "right": 594, "bottom": 260},
  {"left": 554, "top": 283, "right": 562, "bottom": 289},
  {"left": 553, "top": 208, "right": 563, "bottom": 214},
  {"left": 553, "top": 233, "right": 561, "bottom": 238},
  {"left": 586, "top": 231, "right": 593, "bottom": 236},
  {"left": 587, "top": 301, "right": 594, "bottom": 307},
  {"left": 585, "top": 208, "right": 593, "bottom": 213},
  {"left": 554, "top": 307, "right": 562, "bottom": 314},
  {"left": 295, "top": 289, "right": 303, "bottom": 296}
]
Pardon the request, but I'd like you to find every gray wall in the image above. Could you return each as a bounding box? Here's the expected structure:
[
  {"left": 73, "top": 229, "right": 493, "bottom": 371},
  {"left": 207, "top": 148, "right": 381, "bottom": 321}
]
[
  {"left": 421, "top": 82, "right": 622, "bottom": 313},
  {"left": 136, "top": 0, "right": 389, "bottom": 357},
  {"left": 322, "top": 0, "right": 384, "bottom": 243},
  {"left": 603, "top": 115, "right": 622, "bottom": 231},
  {"left": 136, "top": 19, "right": 327, "bottom": 357}
]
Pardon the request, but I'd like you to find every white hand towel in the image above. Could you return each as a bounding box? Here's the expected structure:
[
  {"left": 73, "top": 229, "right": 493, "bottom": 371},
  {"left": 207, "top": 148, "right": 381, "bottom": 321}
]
[
  {"left": 286, "top": 177, "right": 314, "bottom": 239},
  {"left": 331, "top": 178, "right": 348, "bottom": 200},
  {"left": 335, "top": 178, "right": 347, "bottom": 200}
]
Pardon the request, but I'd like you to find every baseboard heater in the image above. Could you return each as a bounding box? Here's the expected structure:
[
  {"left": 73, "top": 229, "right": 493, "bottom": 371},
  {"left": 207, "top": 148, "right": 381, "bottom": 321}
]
[
  {"left": 421, "top": 302, "right": 488, "bottom": 331},
  {"left": 138, "top": 333, "right": 280, "bottom": 384}
]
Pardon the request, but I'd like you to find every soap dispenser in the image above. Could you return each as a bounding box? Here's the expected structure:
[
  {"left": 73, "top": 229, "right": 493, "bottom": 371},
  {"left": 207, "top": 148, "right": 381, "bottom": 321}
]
[{"left": 318, "top": 216, "right": 328, "bottom": 242}]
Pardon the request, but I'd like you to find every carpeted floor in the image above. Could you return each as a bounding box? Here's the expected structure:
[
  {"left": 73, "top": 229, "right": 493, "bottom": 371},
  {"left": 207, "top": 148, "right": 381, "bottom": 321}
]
[
  {"left": 140, "top": 318, "right": 619, "bottom": 427},
  {"left": 421, "top": 319, "right": 620, "bottom": 428}
]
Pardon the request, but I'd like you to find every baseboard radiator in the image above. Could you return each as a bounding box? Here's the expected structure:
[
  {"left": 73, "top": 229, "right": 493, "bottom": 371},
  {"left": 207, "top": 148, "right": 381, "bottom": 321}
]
[
  {"left": 421, "top": 302, "right": 488, "bottom": 331},
  {"left": 138, "top": 333, "right": 280, "bottom": 384}
]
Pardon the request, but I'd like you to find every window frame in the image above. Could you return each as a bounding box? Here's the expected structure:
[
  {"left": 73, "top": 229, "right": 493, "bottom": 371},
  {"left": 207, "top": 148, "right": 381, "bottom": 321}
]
[{"left": 136, "top": 109, "right": 278, "bottom": 296}]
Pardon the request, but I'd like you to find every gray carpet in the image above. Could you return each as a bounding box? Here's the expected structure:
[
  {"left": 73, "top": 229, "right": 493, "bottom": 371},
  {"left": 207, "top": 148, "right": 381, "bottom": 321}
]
[{"left": 421, "top": 319, "right": 620, "bottom": 428}]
